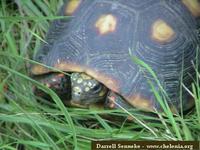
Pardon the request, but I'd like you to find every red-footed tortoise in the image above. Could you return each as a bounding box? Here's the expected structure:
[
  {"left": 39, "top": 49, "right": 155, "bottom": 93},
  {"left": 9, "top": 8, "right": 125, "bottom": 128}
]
[{"left": 31, "top": 0, "right": 200, "bottom": 113}]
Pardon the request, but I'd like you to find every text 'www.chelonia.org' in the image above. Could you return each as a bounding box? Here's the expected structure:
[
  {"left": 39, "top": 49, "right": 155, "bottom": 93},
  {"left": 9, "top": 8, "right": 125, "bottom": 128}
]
[{"left": 91, "top": 141, "right": 199, "bottom": 150}]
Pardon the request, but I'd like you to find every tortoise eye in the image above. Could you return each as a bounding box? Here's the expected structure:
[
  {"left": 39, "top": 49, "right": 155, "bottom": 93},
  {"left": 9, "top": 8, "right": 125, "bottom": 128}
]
[{"left": 92, "top": 84, "right": 102, "bottom": 92}]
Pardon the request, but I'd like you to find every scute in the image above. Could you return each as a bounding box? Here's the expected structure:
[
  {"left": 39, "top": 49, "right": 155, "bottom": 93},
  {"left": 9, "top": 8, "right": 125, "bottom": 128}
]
[{"left": 32, "top": 0, "right": 200, "bottom": 112}]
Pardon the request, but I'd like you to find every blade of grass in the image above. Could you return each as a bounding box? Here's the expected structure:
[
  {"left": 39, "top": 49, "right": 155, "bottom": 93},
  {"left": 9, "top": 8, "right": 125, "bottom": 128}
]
[{"left": 192, "top": 84, "right": 200, "bottom": 124}]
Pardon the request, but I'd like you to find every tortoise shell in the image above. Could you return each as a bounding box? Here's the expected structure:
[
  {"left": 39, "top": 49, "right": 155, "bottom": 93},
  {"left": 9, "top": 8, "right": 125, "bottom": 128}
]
[{"left": 31, "top": 0, "right": 200, "bottom": 112}]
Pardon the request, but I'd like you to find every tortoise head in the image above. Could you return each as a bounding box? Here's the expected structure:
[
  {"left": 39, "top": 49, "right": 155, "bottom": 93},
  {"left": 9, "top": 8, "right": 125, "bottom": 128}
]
[
  {"left": 70, "top": 72, "right": 108, "bottom": 106},
  {"left": 33, "top": 71, "right": 108, "bottom": 107}
]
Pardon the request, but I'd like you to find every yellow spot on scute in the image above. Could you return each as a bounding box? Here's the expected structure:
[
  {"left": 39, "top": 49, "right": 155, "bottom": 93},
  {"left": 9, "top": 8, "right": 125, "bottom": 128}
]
[
  {"left": 182, "top": 0, "right": 200, "bottom": 17},
  {"left": 95, "top": 14, "right": 117, "bottom": 35},
  {"left": 65, "top": 0, "right": 81, "bottom": 15},
  {"left": 151, "top": 19, "right": 175, "bottom": 43}
]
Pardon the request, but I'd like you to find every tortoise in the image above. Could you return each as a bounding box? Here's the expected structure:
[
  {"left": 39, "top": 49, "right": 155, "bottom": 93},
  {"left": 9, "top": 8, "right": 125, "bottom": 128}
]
[{"left": 31, "top": 0, "right": 200, "bottom": 113}]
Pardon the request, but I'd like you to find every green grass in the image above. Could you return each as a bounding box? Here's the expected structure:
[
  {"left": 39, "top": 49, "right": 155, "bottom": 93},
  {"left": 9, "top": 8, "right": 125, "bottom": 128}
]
[{"left": 0, "top": 0, "right": 200, "bottom": 150}]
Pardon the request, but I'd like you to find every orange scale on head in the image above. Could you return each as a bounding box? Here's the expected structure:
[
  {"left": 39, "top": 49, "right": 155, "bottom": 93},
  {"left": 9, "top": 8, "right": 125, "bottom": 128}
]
[
  {"left": 95, "top": 14, "right": 117, "bottom": 35},
  {"left": 182, "top": 0, "right": 200, "bottom": 17}
]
